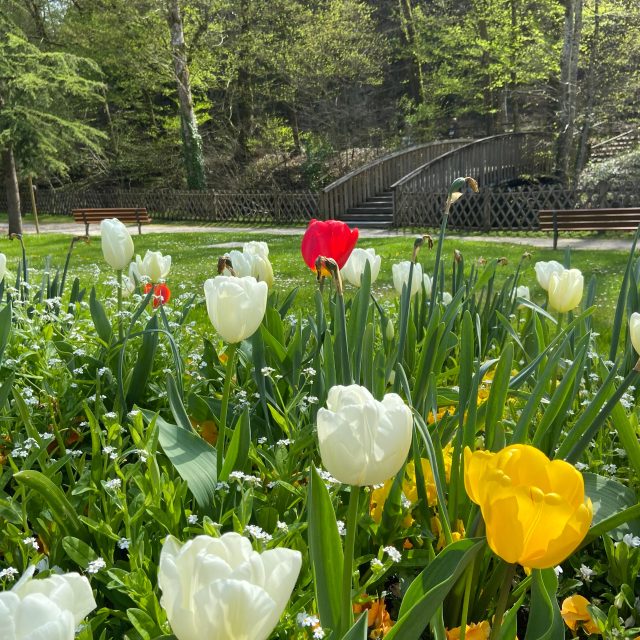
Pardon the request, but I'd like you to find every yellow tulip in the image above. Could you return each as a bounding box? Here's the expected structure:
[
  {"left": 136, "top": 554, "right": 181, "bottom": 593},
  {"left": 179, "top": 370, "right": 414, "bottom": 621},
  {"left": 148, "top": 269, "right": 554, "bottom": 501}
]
[
  {"left": 445, "top": 621, "right": 491, "bottom": 640},
  {"left": 464, "top": 444, "right": 592, "bottom": 569},
  {"left": 561, "top": 595, "right": 600, "bottom": 635}
]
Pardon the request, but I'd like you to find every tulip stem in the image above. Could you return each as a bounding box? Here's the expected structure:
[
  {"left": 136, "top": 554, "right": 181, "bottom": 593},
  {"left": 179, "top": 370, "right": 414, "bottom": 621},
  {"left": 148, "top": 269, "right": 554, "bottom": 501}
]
[
  {"left": 341, "top": 485, "right": 361, "bottom": 635},
  {"left": 458, "top": 567, "right": 474, "bottom": 640},
  {"left": 489, "top": 563, "right": 516, "bottom": 640},
  {"left": 117, "top": 269, "right": 124, "bottom": 341},
  {"left": 217, "top": 343, "right": 237, "bottom": 473}
]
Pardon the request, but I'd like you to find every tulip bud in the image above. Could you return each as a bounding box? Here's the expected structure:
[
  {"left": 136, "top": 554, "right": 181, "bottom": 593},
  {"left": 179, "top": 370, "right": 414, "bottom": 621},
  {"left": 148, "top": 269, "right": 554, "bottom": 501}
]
[
  {"left": 131, "top": 250, "right": 171, "bottom": 283},
  {"left": 516, "top": 285, "right": 530, "bottom": 301},
  {"left": 392, "top": 261, "right": 423, "bottom": 297},
  {"left": 629, "top": 312, "right": 640, "bottom": 356},
  {"left": 423, "top": 274, "right": 433, "bottom": 297},
  {"left": 158, "top": 532, "right": 302, "bottom": 640},
  {"left": 441, "top": 292, "right": 453, "bottom": 306},
  {"left": 317, "top": 384, "right": 413, "bottom": 486},
  {"left": 0, "top": 253, "right": 6, "bottom": 281},
  {"left": 534, "top": 260, "right": 564, "bottom": 291},
  {"left": 548, "top": 268, "right": 583, "bottom": 313},
  {"left": 100, "top": 219, "right": 134, "bottom": 271},
  {"left": 0, "top": 566, "right": 97, "bottom": 640},
  {"left": 341, "top": 248, "right": 381, "bottom": 287},
  {"left": 385, "top": 318, "right": 395, "bottom": 341},
  {"left": 204, "top": 275, "right": 268, "bottom": 343}
]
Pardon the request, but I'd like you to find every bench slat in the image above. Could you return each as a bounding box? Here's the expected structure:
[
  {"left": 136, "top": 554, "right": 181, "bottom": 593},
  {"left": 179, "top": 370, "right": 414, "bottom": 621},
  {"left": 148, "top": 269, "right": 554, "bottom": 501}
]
[{"left": 71, "top": 207, "right": 151, "bottom": 236}]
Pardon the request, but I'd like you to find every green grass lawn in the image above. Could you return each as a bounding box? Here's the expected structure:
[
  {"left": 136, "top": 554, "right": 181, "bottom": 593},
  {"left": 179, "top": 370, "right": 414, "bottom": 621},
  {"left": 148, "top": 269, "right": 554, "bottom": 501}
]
[{"left": 0, "top": 229, "right": 629, "bottom": 347}]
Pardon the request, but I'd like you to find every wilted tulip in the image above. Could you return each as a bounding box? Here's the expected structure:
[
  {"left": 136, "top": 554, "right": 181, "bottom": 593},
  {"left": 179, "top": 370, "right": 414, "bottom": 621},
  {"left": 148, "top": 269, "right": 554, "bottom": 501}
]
[
  {"left": 630, "top": 312, "right": 640, "bottom": 356},
  {"left": 534, "top": 260, "right": 564, "bottom": 291},
  {"left": 341, "top": 248, "right": 381, "bottom": 287},
  {"left": 131, "top": 250, "right": 171, "bottom": 283},
  {"left": 0, "top": 253, "right": 6, "bottom": 281},
  {"left": 317, "top": 384, "right": 413, "bottom": 486},
  {"left": 158, "top": 532, "right": 302, "bottom": 640},
  {"left": 0, "top": 566, "right": 96, "bottom": 640},
  {"left": 301, "top": 219, "right": 358, "bottom": 272},
  {"left": 100, "top": 219, "right": 134, "bottom": 271},
  {"left": 464, "top": 444, "right": 592, "bottom": 569},
  {"left": 392, "top": 261, "right": 423, "bottom": 297},
  {"left": 547, "top": 268, "right": 583, "bottom": 313},
  {"left": 204, "top": 276, "right": 268, "bottom": 343}
]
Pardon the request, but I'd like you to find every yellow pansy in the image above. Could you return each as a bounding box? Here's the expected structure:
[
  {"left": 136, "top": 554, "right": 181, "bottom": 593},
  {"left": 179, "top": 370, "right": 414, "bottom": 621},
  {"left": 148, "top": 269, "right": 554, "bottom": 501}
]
[
  {"left": 464, "top": 444, "right": 592, "bottom": 569},
  {"left": 431, "top": 516, "right": 465, "bottom": 551},
  {"left": 445, "top": 621, "right": 491, "bottom": 640}
]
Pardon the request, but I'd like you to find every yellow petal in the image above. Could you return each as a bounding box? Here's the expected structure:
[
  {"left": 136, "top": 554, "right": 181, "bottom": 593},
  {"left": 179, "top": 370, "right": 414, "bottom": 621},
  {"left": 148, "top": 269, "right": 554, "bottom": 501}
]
[{"left": 464, "top": 447, "right": 495, "bottom": 505}]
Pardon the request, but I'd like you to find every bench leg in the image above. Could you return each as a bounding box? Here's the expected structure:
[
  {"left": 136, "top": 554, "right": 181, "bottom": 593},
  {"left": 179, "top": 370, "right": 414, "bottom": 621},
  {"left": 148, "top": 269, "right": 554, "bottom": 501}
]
[{"left": 553, "top": 228, "right": 558, "bottom": 250}]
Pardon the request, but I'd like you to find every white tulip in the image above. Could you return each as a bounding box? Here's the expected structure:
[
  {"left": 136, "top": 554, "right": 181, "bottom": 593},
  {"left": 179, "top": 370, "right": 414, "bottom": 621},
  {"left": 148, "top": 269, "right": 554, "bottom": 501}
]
[
  {"left": 392, "top": 261, "right": 423, "bottom": 297},
  {"left": 131, "top": 250, "right": 171, "bottom": 283},
  {"left": 225, "top": 245, "right": 274, "bottom": 288},
  {"left": 0, "top": 253, "right": 6, "bottom": 281},
  {"left": 341, "top": 248, "right": 381, "bottom": 287},
  {"left": 423, "top": 273, "right": 433, "bottom": 297},
  {"left": 204, "top": 276, "right": 268, "bottom": 343},
  {"left": 100, "top": 219, "right": 134, "bottom": 271},
  {"left": 547, "top": 268, "right": 584, "bottom": 312},
  {"left": 630, "top": 312, "right": 640, "bottom": 356},
  {"left": 158, "top": 532, "right": 301, "bottom": 640},
  {"left": 441, "top": 292, "right": 453, "bottom": 306},
  {"left": 317, "top": 384, "right": 413, "bottom": 486},
  {"left": 0, "top": 566, "right": 96, "bottom": 640},
  {"left": 534, "top": 260, "right": 565, "bottom": 291}
]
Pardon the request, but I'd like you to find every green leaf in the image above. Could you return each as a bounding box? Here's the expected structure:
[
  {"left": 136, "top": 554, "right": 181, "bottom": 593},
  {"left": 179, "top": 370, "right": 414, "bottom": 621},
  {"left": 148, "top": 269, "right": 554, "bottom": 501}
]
[
  {"left": 62, "top": 536, "right": 99, "bottom": 570},
  {"left": 485, "top": 342, "right": 513, "bottom": 451},
  {"left": 583, "top": 473, "right": 640, "bottom": 541},
  {"left": 385, "top": 539, "right": 485, "bottom": 640},
  {"left": 219, "top": 410, "right": 251, "bottom": 481},
  {"left": 144, "top": 411, "right": 217, "bottom": 510},
  {"left": 0, "top": 300, "right": 12, "bottom": 363},
  {"left": 89, "top": 287, "right": 112, "bottom": 343},
  {"left": 167, "top": 373, "right": 193, "bottom": 432},
  {"left": 14, "top": 470, "right": 83, "bottom": 538},
  {"left": 524, "top": 569, "right": 563, "bottom": 640},
  {"left": 127, "top": 314, "right": 159, "bottom": 407},
  {"left": 308, "top": 465, "right": 344, "bottom": 633},
  {"left": 497, "top": 594, "right": 526, "bottom": 640},
  {"left": 127, "top": 608, "right": 163, "bottom": 640},
  {"left": 342, "top": 613, "right": 369, "bottom": 640}
]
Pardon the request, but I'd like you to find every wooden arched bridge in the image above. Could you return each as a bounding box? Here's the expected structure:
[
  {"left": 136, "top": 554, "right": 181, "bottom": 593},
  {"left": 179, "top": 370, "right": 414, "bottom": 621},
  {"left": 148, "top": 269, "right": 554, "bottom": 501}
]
[{"left": 319, "top": 132, "right": 554, "bottom": 229}]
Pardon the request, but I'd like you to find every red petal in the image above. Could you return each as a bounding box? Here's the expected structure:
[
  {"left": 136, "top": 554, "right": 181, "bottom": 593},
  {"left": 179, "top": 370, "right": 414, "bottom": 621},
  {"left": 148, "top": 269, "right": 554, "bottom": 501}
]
[{"left": 301, "top": 219, "right": 358, "bottom": 271}]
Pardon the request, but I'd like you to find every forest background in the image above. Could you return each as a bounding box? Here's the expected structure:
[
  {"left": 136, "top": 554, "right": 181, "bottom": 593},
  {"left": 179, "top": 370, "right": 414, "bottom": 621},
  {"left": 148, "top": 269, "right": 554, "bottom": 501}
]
[{"left": 0, "top": 0, "right": 639, "bottom": 200}]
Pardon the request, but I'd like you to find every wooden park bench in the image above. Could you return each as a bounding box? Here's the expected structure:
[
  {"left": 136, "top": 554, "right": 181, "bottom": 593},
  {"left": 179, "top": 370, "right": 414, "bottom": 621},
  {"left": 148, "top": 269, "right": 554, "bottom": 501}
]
[
  {"left": 72, "top": 208, "right": 152, "bottom": 236},
  {"left": 538, "top": 208, "right": 640, "bottom": 249}
]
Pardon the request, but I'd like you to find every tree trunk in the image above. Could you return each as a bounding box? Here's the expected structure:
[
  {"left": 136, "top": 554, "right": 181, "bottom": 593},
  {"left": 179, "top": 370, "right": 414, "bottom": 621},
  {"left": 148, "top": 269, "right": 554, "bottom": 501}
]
[
  {"left": 574, "top": 0, "right": 599, "bottom": 177},
  {"left": 398, "top": 0, "right": 426, "bottom": 105},
  {"left": 2, "top": 147, "right": 22, "bottom": 236},
  {"left": 556, "top": 0, "right": 584, "bottom": 184},
  {"left": 232, "top": 0, "right": 253, "bottom": 164},
  {"left": 166, "top": 0, "right": 206, "bottom": 190}
]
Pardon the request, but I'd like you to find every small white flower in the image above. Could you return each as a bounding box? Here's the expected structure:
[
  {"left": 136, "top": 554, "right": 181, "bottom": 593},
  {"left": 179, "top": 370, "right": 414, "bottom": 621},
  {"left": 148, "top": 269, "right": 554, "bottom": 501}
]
[
  {"left": 313, "top": 626, "right": 325, "bottom": 639},
  {"left": 578, "top": 564, "right": 595, "bottom": 582},
  {"left": 118, "top": 538, "right": 131, "bottom": 550},
  {"left": 276, "top": 521, "right": 289, "bottom": 532},
  {"left": 554, "top": 565, "right": 563, "bottom": 577},
  {"left": 370, "top": 558, "right": 384, "bottom": 571},
  {"left": 105, "top": 478, "right": 122, "bottom": 490},
  {"left": 297, "top": 613, "right": 320, "bottom": 628},
  {"left": 384, "top": 546, "right": 402, "bottom": 563},
  {"left": 187, "top": 514, "right": 198, "bottom": 525},
  {"left": 336, "top": 521, "right": 346, "bottom": 536},
  {"left": 622, "top": 533, "right": 640, "bottom": 548},
  {"left": 261, "top": 366, "right": 275, "bottom": 377},
  {"left": 22, "top": 536, "right": 39, "bottom": 551},
  {"left": 257, "top": 437, "right": 268, "bottom": 445},
  {"left": 244, "top": 525, "right": 272, "bottom": 542},
  {"left": 0, "top": 566, "right": 19, "bottom": 581},
  {"left": 86, "top": 558, "right": 106, "bottom": 574},
  {"left": 574, "top": 462, "right": 588, "bottom": 472}
]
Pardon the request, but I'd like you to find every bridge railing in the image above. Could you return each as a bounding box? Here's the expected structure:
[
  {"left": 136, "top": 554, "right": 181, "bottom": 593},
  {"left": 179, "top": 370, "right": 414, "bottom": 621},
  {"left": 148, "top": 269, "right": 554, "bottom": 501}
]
[
  {"left": 391, "top": 132, "right": 554, "bottom": 226},
  {"left": 318, "top": 139, "right": 472, "bottom": 219}
]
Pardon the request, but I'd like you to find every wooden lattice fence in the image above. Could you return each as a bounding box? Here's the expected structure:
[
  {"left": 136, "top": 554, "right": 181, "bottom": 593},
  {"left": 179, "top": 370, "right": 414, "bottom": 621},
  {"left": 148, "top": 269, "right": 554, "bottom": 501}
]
[
  {"left": 393, "top": 185, "right": 640, "bottom": 230},
  {"left": 7, "top": 188, "right": 319, "bottom": 224}
]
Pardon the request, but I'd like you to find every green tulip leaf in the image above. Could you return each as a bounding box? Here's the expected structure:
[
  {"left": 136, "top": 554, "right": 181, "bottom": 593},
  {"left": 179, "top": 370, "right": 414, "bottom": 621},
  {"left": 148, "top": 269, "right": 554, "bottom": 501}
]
[
  {"left": 342, "top": 612, "right": 369, "bottom": 640},
  {"left": 524, "top": 568, "right": 563, "bottom": 640},
  {"left": 497, "top": 593, "right": 526, "bottom": 640},
  {"left": 127, "top": 314, "right": 159, "bottom": 407},
  {"left": 583, "top": 473, "right": 640, "bottom": 540},
  {"left": 167, "top": 373, "right": 193, "bottom": 432},
  {"left": 385, "top": 538, "right": 485, "bottom": 640},
  {"left": 89, "top": 286, "right": 112, "bottom": 344},
  {"left": 14, "top": 470, "right": 83, "bottom": 538},
  {"left": 219, "top": 410, "right": 251, "bottom": 482},
  {"left": 143, "top": 410, "right": 217, "bottom": 510},
  {"left": 0, "top": 300, "right": 12, "bottom": 363},
  {"left": 308, "top": 465, "right": 344, "bottom": 633}
]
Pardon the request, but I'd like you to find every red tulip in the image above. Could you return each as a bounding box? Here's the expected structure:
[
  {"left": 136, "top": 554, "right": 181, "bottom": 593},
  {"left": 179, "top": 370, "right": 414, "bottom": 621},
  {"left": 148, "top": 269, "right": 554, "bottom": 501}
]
[
  {"left": 301, "top": 219, "right": 358, "bottom": 273},
  {"left": 144, "top": 282, "right": 171, "bottom": 308}
]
